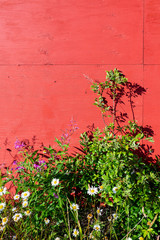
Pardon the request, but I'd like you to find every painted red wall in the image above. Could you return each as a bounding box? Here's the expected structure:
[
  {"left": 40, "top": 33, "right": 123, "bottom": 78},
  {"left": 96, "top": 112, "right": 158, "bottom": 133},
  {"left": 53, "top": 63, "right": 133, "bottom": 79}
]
[{"left": 0, "top": 0, "right": 160, "bottom": 165}]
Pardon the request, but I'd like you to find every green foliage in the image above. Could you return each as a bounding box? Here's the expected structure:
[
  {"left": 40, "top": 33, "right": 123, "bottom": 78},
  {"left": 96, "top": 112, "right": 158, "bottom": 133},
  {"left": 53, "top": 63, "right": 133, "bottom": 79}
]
[{"left": 0, "top": 69, "right": 159, "bottom": 239}]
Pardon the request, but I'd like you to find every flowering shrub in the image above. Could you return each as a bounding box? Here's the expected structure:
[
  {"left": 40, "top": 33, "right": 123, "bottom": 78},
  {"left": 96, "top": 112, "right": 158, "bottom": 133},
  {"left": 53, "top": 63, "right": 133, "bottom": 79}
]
[{"left": 0, "top": 69, "right": 160, "bottom": 239}]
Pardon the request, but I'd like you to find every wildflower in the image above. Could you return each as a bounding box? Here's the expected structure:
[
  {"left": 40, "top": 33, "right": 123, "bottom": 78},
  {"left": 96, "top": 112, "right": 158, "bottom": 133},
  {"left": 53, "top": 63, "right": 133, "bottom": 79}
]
[
  {"left": 0, "top": 202, "right": 6, "bottom": 212},
  {"left": 24, "top": 210, "right": 31, "bottom": 216},
  {"left": 0, "top": 226, "right": 5, "bottom": 231},
  {"left": 99, "top": 185, "right": 104, "bottom": 191},
  {"left": 2, "top": 217, "right": 8, "bottom": 225},
  {"left": 87, "top": 213, "right": 93, "bottom": 220},
  {"left": 53, "top": 193, "right": 59, "bottom": 198},
  {"left": 87, "top": 186, "right": 98, "bottom": 195},
  {"left": 147, "top": 221, "right": 151, "bottom": 226},
  {"left": 107, "top": 216, "right": 112, "bottom": 222},
  {"left": 12, "top": 207, "right": 17, "bottom": 212},
  {"left": 126, "top": 238, "right": 132, "bottom": 240},
  {"left": 112, "top": 213, "right": 118, "bottom": 220},
  {"left": 112, "top": 187, "right": 118, "bottom": 193},
  {"left": 44, "top": 218, "right": 50, "bottom": 224},
  {"left": 93, "top": 224, "right": 100, "bottom": 231},
  {"left": 14, "top": 194, "right": 20, "bottom": 200},
  {"left": 97, "top": 208, "right": 103, "bottom": 216},
  {"left": 70, "top": 203, "right": 79, "bottom": 211},
  {"left": 12, "top": 236, "right": 17, "bottom": 240},
  {"left": 72, "top": 229, "right": 79, "bottom": 237},
  {"left": 14, "top": 139, "right": 25, "bottom": 150},
  {"left": 21, "top": 191, "right": 30, "bottom": 199},
  {"left": 55, "top": 238, "right": 60, "bottom": 240},
  {"left": 51, "top": 178, "right": 59, "bottom": 186},
  {"left": 13, "top": 213, "right": 22, "bottom": 222},
  {"left": 139, "top": 238, "right": 144, "bottom": 240},
  {"left": 22, "top": 200, "right": 28, "bottom": 208},
  {"left": 0, "top": 186, "right": 7, "bottom": 196}
]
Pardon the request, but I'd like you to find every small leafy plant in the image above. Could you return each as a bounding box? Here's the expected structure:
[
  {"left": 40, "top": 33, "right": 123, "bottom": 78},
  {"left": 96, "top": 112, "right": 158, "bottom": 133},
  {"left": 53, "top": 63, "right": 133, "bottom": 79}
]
[{"left": 0, "top": 69, "right": 159, "bottom": 240}]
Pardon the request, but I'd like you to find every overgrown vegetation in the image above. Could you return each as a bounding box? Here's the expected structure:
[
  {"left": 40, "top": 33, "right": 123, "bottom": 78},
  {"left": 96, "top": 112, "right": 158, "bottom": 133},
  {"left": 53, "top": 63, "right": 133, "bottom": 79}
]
[{"left": 0, "top": 69, "right": 159, "bottom": 240}]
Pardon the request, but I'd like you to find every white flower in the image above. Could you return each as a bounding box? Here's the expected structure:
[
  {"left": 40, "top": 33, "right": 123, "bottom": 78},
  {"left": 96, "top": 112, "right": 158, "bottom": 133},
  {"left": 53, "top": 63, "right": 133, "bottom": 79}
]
[
  {"left": 70, "top": 203, "right": 79, "bottom": 211},
  {"left": 72, "top": 229, "right": 79, "bottom": 237},
  {"left": 55, "top": 238, "right": 60, "bottom": 240},
  {"left": 13, "top": 213, "right": 22, "bottom": 222},
  {"left": 51, "top": 178, "right": 59, "bottom": 186},
  {"left": 2, "top": 217, "right": 8, "bottom": 225},
  {"left": 12, "top": 207, "right": 17, "bottom": 212},
  {"left": 97, "top": 208, "right": 103, "bottom": 216},
  {"left": 24, "top": 210, "right": 31, "bottom": 216},
  {"left": 87, "top": 186, "right": 98, "bottom": 195},
  {"left": 21, "top": 191, "right": 30, "bottom": 199},
  {"left": 0, "top": 226, "right": 5, "bottom": 231},
  {"left": 12, "top": 236, "right": 17, "bottom": 240},
  {"left": 22, "top": 200, "right": 28, "bottom": 208},
  {"left": 112, "top": 213, "right": 118, "bottom": 220},
  {"left": 13, "top": 194, "right": 20, "bottom": 200},
  {"left": 0, "top": 202, "right": 6, "bottom": 212},
  {"left": 44, "top": 218, "right": 50, "bottom": 224},
  {"left": 112, "top": 187, "right": 118, "bottom": 193},
  {"left": 126, "top": 238, "right": 132, "bottom": 240},
  {"left": 93, "top": 224, "right": 100, "bottom": 231},
  {"left": 0, "top": 187, "right": 7, "bottom": 196},
  {"left": 108, "top": 216, "right": 112, "bottom": 221}
]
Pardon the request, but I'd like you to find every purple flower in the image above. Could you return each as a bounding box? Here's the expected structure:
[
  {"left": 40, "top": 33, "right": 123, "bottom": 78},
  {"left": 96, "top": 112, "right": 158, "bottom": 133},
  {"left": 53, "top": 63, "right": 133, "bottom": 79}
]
[
  {"left": 33, "top": 163, "right": 41, "bottom": 169},
  {"left": 53, "top": 193, "right": 59, "bottom": 198},
  {"left": 39, "top": 160, "right": 46, "bottom": 164},
  {"left": 14, "top": 139, "right": 25, "bottom": 150},
  {"left": 15, "top": 166, "right": 24, "bottom": 170}
]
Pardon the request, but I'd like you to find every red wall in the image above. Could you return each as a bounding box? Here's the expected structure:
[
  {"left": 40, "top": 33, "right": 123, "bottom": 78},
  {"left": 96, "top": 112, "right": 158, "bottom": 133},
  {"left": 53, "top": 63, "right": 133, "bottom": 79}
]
[{"left": 0, "top": 0, "right": 160, "bottom": 165}]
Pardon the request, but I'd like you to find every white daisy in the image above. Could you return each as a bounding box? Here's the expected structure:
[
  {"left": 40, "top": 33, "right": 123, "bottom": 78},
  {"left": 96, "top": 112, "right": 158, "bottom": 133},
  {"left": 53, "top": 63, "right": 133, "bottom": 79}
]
[
  {"left": 12, "top": 207, "right": 17, "bottom": 212},
  {"left": 93, "top": 224, "right": 100, "bottom": 231},
  {"left": 0, "top": 226, "right": 5, "bottom": 231},
  {"left": 0, "top": 202, "right": 6, "bottom": 212},
  {"left": 12, "top": 236, "right": 17, "bottom": 240},
  {"left": 44, "top": 218, "right": 50, "bottom": 224},
  {"left": 22, "top": 200, "right": 28, "bottom": 208},
  {"left": 112, "top": 213, "right": 118, "bottom": 220},
  {"left": 70, "top": 203, "right": 79, "bottom": 211},
  {"left": 13, "top": 213, "right": 22, "bottom": 222},
  {"left": 72, "top": 228, "right": 79, "bottom": 237},
  {"left": 0, "top": 187, "right": 7, "bottom": 196},
  {"left": 51, "top": 178, "right": 59, "bottom": 186},
  {"left": 108, "top": 216, "right": 112, "bottom": 222},
  {"left": 97, "top": 208, "right": 103, "bottom": 216},
  {"left": 24, "top": 210, "right": 31, "bottom": 216},
  {"left": 21, "top": 191, "right": 30, "bottom": 199},
  {"left": 112, "top": 187, "right": 118, "bottom": 193},
  {"left": 13, "top": 194, "right": 20, "bottom": 200},
  {"left": 87, "top": 186, "right": 98, "bottom": 195},
  {"left": 55, "top": 238, "right": 60, "bottom": 240},
  {"left": 2, "top": 217, "right": 8, "bottom": 225}
]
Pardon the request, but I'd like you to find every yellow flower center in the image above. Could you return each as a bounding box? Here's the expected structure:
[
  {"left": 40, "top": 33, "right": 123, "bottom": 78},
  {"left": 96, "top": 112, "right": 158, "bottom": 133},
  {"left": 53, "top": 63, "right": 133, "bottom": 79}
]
[
  {"left": 0, "top": 206, "right": 3, "bottom": 209},
  {"left": 26, "top": 210, "right": 30, "bottom": 214},
  {"left": 96, "top": 227, "right": 99, "bottom": 230},
  {"left": 97, "top": 209, "right": 100, "bottom": 214},
  {"left": 24, "top": 193, "right": 27, "bottom": 196},
  {"left": 54, "top": 181, "right": 57, "bottom": 184},
  {"left": 0, "top": 189, "right": 3, "bottom": 192},
  {"left": 91, "top": 189, "right": 95, "bottom": 193},
  {"left": 100, "top": 185, "right": 103, "bottom": 189},
  {"left": 3, "top": 218, "right": 7, "bottom": 223},
  {"left": 73, "top": 206, "right": 76, "bottom": 210},
  {"left": 74, "top": 231, "right": 77, "bottom": 235},
  {"left": 139, "top": 237, "right": 144, "bottom": 240}
]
